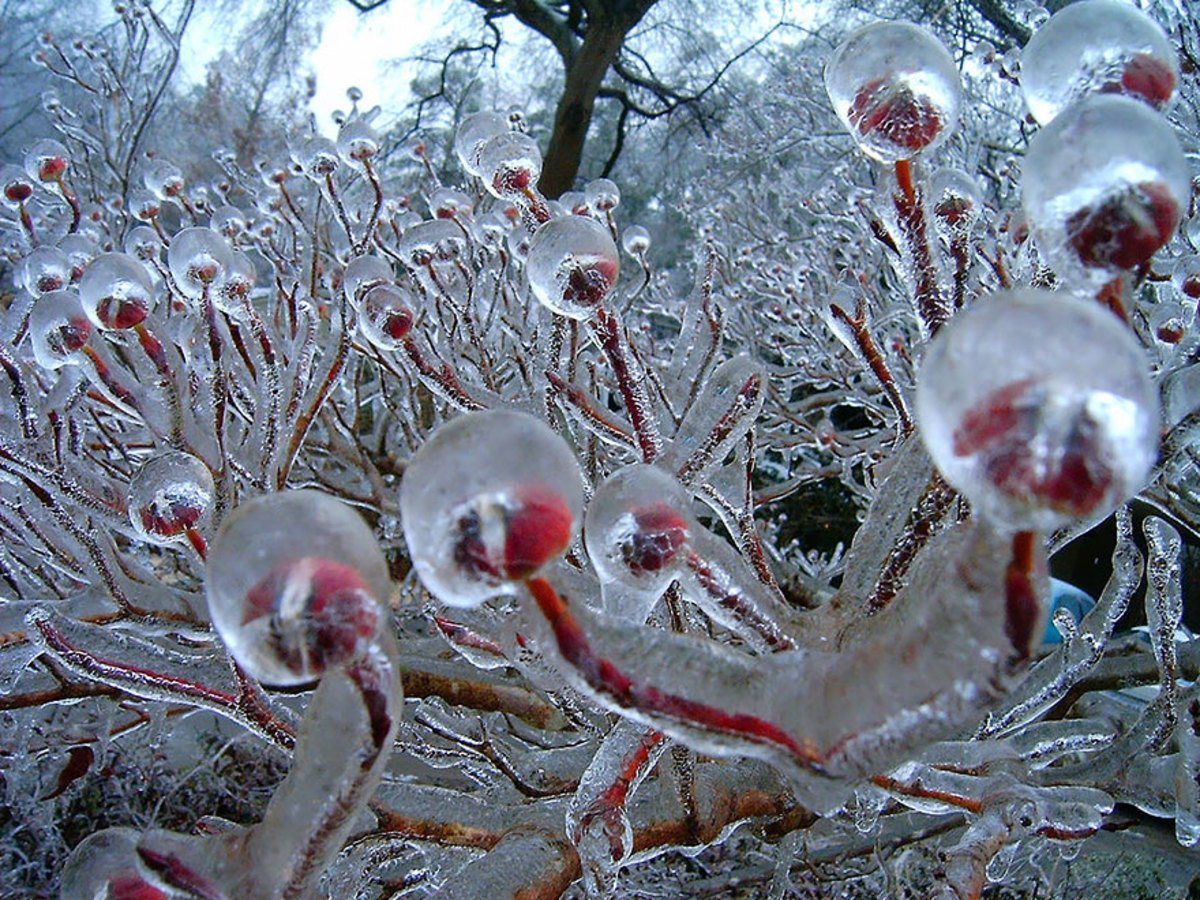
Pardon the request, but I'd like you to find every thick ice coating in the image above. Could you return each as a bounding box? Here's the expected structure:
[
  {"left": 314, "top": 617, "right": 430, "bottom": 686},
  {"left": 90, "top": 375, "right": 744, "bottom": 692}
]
[
  {"left": 824, "top": 22, "right": 961, "bottom": 164},
  {"left": 585, "top": 464, "right": 695, "bottom": 596},
  {"left": 206, "top": 490, "right": 389, "bottom": 686},
  {"left": 526, "top": 215, "right": 620, "bottom": 319},
  {"left": 128, "top": 451, "right": 215, "bottom": 546},
  {"left": 477, "top": 131, "right": 542, "bottom": 200},
  {"left": 79, "top": 252, "right": 154, "bottom": 330},
  {"left": 1020, "top": 0, "right": 1177, "bottom": 125},
  {"left": 168, "top": 227, "right": 235, "bottom": 299},
  {"left": 454, "top": 111, "right": 510, "bottom": 177},
  {"left": 29, "top": 290, "right": 92, "bottom": 370},
  {"left": 358, "top": 283, "right": 414, "bottom": 350},
  {"left": 400, "top": 409, "right": 584, "bottom": 607},
  {"left": 916, "top": 289, "right": 1158, "bottom": 532},
  {"left": 1022, "top": 95, "right": 1188, "bottom": 288}
]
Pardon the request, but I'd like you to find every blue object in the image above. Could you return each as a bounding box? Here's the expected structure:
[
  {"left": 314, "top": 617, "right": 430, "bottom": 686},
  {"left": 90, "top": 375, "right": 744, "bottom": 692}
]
[{"left": 1043, "top": 578, "right": 1096, "bottom": 644}]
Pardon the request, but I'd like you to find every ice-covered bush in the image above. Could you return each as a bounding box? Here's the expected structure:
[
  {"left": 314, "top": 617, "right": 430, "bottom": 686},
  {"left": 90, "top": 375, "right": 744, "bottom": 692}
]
[{"left": 1, "top": 2, "right": 1198, "bottom": 896}]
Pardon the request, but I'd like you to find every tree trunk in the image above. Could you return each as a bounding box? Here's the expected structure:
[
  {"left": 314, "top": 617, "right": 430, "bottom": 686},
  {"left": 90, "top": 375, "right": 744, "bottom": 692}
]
[{"left": 539, "top": 21, "right": 627, "bottom": 198}]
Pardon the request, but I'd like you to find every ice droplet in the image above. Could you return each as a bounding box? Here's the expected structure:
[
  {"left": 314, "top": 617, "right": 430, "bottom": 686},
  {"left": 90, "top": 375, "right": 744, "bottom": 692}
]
[{"left": 526, "top": 215, "right": 619, "bottom": 319}]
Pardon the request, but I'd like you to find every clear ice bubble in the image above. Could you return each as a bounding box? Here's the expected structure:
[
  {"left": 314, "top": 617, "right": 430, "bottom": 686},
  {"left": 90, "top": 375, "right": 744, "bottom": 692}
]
[
  {"left": 622, "top": 225, "right": 651, "bottom": 257},
  {"left": 60, "top": 828, "right": 151, "bottom": 899},
  {"left": 213, "top": 250, "right": 257, "bottom": 314},
  {"left": 19, "top": 246, "right": 70, "bottom": 296},
  {"left": 123, "top": 225, "right": 162, "bottom": 262},
  {"left": 337, "top": 120, "right": 380, "bottom": 166},
  {"left": 206, "top": 490, "right": 389, "bottom": 686},
  {"left": 584, "top": 464, "right": 694, "bottom": 596},
  {"left": 23, "top": 138, "right": 69, "bottom": 182},
  {"left": 128, "top": 451, "right": 215, "bottom": 547},
  {"left": 400, "top": 410, "right": 584, "bottom": 608},
  {"left": 916, "top": 289, "right": 1158, "bottom": 532},
  {"left": 526, "top": 215, "right": 620, "bottom": 319},
  {"left": 454, "top": 111, "right": 511, "bottom": 176},
  {"left": 358, "top": 283, "right": 414, "bottom": 350},
  {"left": 210, "top": 204, "right": 247, "bottom": 239},
  {"left": 143, "top": 159, "right": 183, "bottom": 200},
  {"left": 1022, "top": 95, "right": 1188, "bottom": 287},
  {"left": 585, "top": 178, "right": 620, "bottom": 211},
  {"left": 1020, "top": 0, "right": 1177, "bottom": 125},
  {"left": 79, "top": 252, "right": 154, "bottom": 330},
  {"left": 1173, "top": 255, "right": 1200, "bottom": 301},
  {"left": 0, "top": 164, "right": 34, "bottom": 207},
  {"left": 29, "top": 290, "right": 92, "bottom": 370},
  {"left": 824, "top": 22, "right": 961, "bottom": 164},
  {"left": 342, "top": 254, "right": 393, "bottom": 309},
  {"left": 429, "top": 187, "right": 473, "bottom": 220},
  {"left": 398, "top": 219, "right": 465, "bottom": 269},
  {"left": 57, "top": 233, "right": 97, "bottom": 282},
  {"left": 929, "top": 167, "right": 983, "bottom": 231},
  {"left": 476, "top": 131, "right": 542, "bottom": 200},
  {"left": 296, "top": 136, "right": 340, "bottom": 180},
  {"left": 127, "top": 188, "right": 161, "bottom": 222},
  {"left": 168, "top": 227, "right": 235, "bottom": 299}
]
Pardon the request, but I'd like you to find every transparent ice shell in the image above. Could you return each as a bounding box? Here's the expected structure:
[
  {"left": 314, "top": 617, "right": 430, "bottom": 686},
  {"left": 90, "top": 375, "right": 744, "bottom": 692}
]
[
  {"left": 342, "top": 254, "right": 393, "bottom": 308},
  {"left": 58, "top": 233, "right": 97, "bottom": 281},
  {"left": 526, "top": 215, "right": 620, "bottom": 319},
  {"left": 79, "top": 252, "right": 155, "bottom": 330},
  {"left": 454, "top": 111, "right": 511, "bottom": 176},
  {"left": 477, "top": 131, "right": 542, "bottom": 199},
  {"left": 929, "top": 167, "right": 983, "bottom": 231},
  {"left": 206, "top": 490, "right": 389, "bottom": 686},
  {"left": 358, "top": 283, "right": 414, "bottom": 350},
  {"left": 337, "top": 119, "right": 380, "bottom": 166},
  {"left": 1021, "top": 0, "right": 1177, "bottom": 125},
  {"left": 128, "top": 451, "right": 215, "bottom": 546},
  {"left": 0, "top": 164, "right": 34, "bottom": 207},
  {"left": 19, "top": 245, "right": 71, "bottom": 296},
  {"left": 210, "top": 204, "right": 247, "bottom": 239},
  {"left": 29, "top": 290, "right": 92, "bottom": 370},
  {"left": 916, "top": 289, "right": 1158, "bottom": 532},
  {"left": 584, "top": 464, "right": 695, "bottom": 596},
  {"left": 143, "top": 158, "right": 184, "bottom": 199},
  {"left": 622, "top": 225, "right": 651, "bottom": 256},
  {"left": 398, "top": 218, "right": 465, "bottom": 268},
  {"left": 1022, "top": 95, "right": 1188, "bottom": 288},
  {"left": 168, "top": 227, "right": 235, "bottom": 299},
  {"left": 824, "top": 22, "right": 961, "bottom": 164},
  {"left": 400, "top": 410, "right": 584, "bottom": 607},
  {"left": 23, "top": 138, "right": 69, "bottom": 182}
]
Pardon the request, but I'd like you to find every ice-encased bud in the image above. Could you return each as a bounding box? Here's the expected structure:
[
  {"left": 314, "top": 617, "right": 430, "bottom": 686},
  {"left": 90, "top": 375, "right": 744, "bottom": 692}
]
[
  {"left": 337, "top": 119, "right": 380, "bottom": 166},
  {"left": 79, "top": 252, "right": 154, "bottom": 330},
  {"left": 622, "top": 225, "right": 651, "bottom": 257},
  {"left": 526, "top": 215, "right": 620, "bottom": 319},
  {"left": 60, "top": 828, "right": 155, "bottom": 900},
  {"left": 128, "top": 189, "right": 161, "bottom": 222},
  {"left": 124, "top": 225, "right": 162, "bottom": 262},
  {"left": 1020, "top": 0, "right": 1177, "bottom": 124},
  {"left": 168, "top": 227, "right": 234, "bottom": 299},
  {"left": 128, "top": 451, "right": 214, "bottom": 546},
  {"left": 429, "top": 187, "right": 473, "bottom": 220},
  {"left": 454, "top": 111, "right": 511, "bottom": 176},
  {"left": 400, "top": 410, "right": 583, "bottom": 607},
  {"left": 23, "top": 138, "right": 69, "bottom": 182},
  {"left": 206, "top": 490, "right": 389, "bottom": 686},
  {"left": 210, "top": 204, "right": 247, "bottom": 239},
  {"left": 585, "top": 464, "right": 694, "bottom": 595},
  {"left": 0, "top": 164, "right": 34, "bottom": 207},
  {"left": 297, "top": 136, "right": 340, "bottom": 180},
  {"left": 398, "top": 219, "right": 465, "bottom": 268},
  {"left": 1022, "top": 95, "right": 1188, "bottom": 286},
  {"left": 930, "top": 167, "right": 982, "bottom": 231},
  {"left": 476, "top": 131, "right": 542, "bottom": 199},
  {"left": 585, "top": 178, "right": 620, "bottom": 211},
  {"left": 358, "top": 283, "right": 414, "bottom": 350},
  {"left": 916, "top": 289, "right": 1158, "bottom": 531},
  {"left": 58, "top": 233, "right": 97, "bottom": 282},
  {"left": 143, "top": 159, "right": 183, "bottom": 199},
  {"left": 824, "top": 22, "right": 961, "bottom": 164},
  {"left": 214, "top": 250, "right": 256, "bottom": 313},
  {"left": 343, "top": 254, "right": 393, "bottom": 308},
  {"left": 29, "top": 290, "right": 92, "bottom": 370},
  {"left": 19, "top": 246, "right": 70, "bottom": 296}
]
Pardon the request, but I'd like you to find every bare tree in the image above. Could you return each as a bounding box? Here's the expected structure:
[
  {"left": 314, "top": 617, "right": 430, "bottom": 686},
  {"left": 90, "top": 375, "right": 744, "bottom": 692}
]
[{"left": 349, "top": 0, "right": 779, "bottom": 196}]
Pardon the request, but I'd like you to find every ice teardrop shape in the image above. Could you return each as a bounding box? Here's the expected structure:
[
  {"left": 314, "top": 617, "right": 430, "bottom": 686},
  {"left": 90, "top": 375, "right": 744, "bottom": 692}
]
[
  {"left": 206, "top": 490, "right": 390, "bottom": 686},
  {"left": 168, "top": 227, "right": 235, "bottom": 299},
  {"left": 79, "top": 252, "right": 154, "bottom": 330},
  {"left": 400, "top": 410, "right": 584, "bottom": 607},
  {"left": 526, "top": 215, "right": 619, "bottom": 319},
  {"left": 1022, "top": 95, "right": 1188, "bottom": 287},
  {"left": 1020, "top": 0, "right": 1177, "bottom": 125},
  {"left": 916, "top": 289, "right": 1158, "bottom": 532},
  {"left": 824, "top": 22, "right": 961, "bottom": 164}
]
